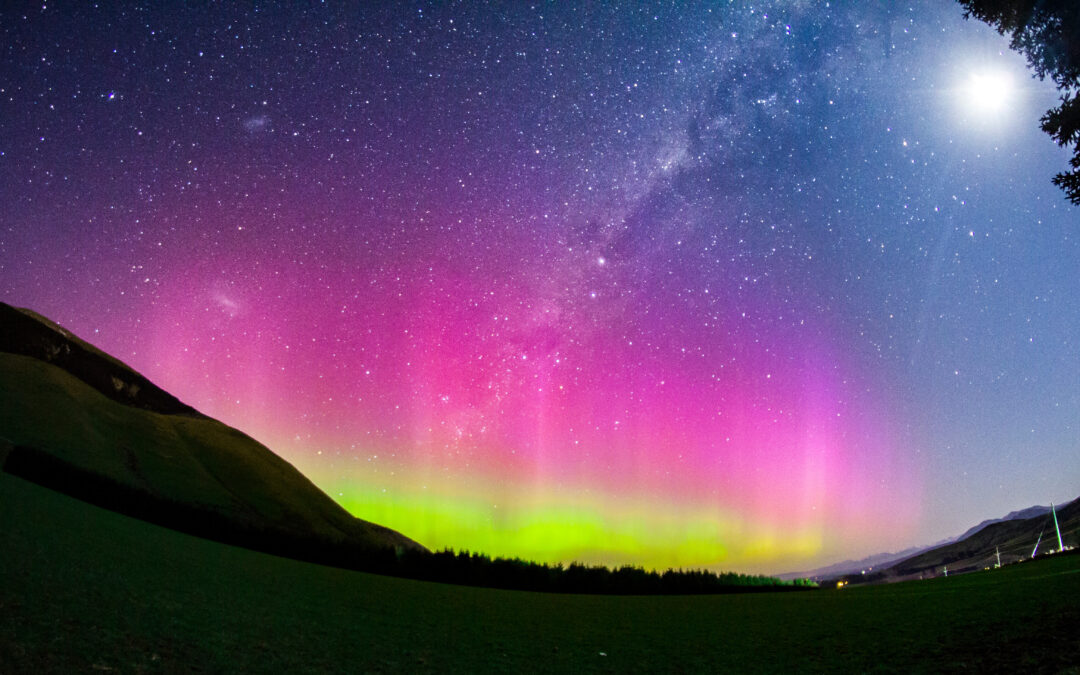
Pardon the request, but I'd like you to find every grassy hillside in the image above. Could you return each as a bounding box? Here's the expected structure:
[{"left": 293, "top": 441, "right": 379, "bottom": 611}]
[
  {"left": 0, "top": 300, "right": 426, "bottom": 558},
  {"left": 0, "top": 301, "right": 204, "bottom": 416},
  {"left": 0, "top": 351, "right": 424, "bottom": 556},
  {"left": 2, "top": 471, "right": 1078, "bottom": 673}
]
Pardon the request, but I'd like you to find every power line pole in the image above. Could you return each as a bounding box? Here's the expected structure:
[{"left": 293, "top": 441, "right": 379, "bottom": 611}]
[{"left": 1052, "top": 502, "right": 1063, "bottom": 552}]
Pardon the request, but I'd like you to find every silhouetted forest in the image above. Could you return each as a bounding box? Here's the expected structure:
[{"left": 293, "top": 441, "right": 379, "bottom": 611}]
[
  {"left": 388, "top": 547, "right": 815, "bottom": 594},
  {"left": 3, "top": 444, "right": 815, "bottom": 595}
]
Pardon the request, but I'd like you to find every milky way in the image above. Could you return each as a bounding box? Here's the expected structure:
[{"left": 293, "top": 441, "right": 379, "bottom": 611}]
[{"left": 2, "top": 2, "right": 1077, "bottom": 573}]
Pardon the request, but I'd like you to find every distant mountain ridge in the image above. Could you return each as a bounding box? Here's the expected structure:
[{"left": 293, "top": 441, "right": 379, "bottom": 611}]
[
  {"left": 777, "top": 546, "right": 932, "bottom": 581},
  {"left": 780, "top": 503, "right": 1063, "bottom": 581},
  {"left": 826, "top": 498, "right": 1080, "bottom": 585},
  {"left": 949, "top": 504, "right": 1052, "bottom": 543},
  {"left": 878, "top": 498, "right": 1078, "bottom": 579},
  {"left": 0, "top": 301, "right": 426, "bottom": 564}
]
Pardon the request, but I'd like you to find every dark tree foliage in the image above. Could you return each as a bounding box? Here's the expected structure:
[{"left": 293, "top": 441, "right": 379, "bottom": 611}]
[
  {"left": 958, "top": 0, "right": 1080, "bottom": 203},
  {"left": 391, "top": 549, "right": 818, "bottom": 595}
]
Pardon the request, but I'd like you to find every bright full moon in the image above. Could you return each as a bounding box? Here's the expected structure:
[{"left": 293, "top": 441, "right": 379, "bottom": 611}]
[{"left": 964, "top": 70, "right": 1013, "bottom": 114}]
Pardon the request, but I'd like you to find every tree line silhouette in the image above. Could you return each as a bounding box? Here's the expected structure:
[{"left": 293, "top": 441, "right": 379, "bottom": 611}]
[
  {"left": 3, "top": 443, "right": 815, "bottom": 595},
  {"left": 382, "top": 547, "right": 816, "bottom": 595}
]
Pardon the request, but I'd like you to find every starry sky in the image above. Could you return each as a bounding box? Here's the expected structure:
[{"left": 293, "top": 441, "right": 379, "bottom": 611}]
[{"left": 2, "top": 1, "right": 1078, "bottom": 575}]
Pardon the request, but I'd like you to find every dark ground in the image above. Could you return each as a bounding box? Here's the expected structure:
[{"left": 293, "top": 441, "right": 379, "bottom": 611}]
[{"left": 2, "top": 472, "right": 1078, "bottom": 673}]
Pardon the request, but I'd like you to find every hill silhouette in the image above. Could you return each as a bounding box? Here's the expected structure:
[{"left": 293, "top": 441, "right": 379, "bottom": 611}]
[
  {"left": 831, "top": 497, "right": 1079, "bottom": 585},
  {"left": 0, "top": 301, "right": 427, "bottom": 562},
  {"left": 784, "top": 503, "right": 1057, "bottom": 581},
  {"left": 949, "top": 504, "right": 1053, "bottom": 543},
  {"left": 1, "top": 303, "right": 205, "bottom": 416}
]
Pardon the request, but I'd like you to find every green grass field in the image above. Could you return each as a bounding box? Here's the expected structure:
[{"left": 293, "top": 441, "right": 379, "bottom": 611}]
[{"left": 2, "top": 472, "right": 1078, "bottom": 674}]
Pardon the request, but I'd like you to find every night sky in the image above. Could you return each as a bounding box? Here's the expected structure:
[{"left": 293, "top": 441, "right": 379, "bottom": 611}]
[{"left": 2, "top": 2, "right": 1077, "bottom": 574}]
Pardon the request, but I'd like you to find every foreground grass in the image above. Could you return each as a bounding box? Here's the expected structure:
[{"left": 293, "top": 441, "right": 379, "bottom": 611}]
[{"left": 2, "top": 473, "right": 1078, "bottom": 673}]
